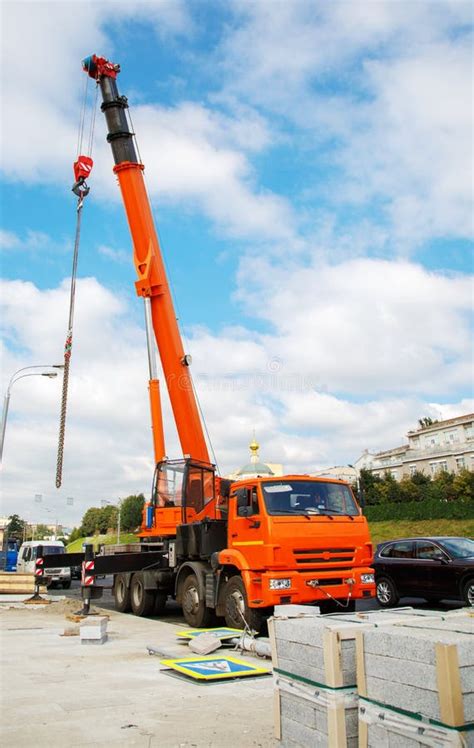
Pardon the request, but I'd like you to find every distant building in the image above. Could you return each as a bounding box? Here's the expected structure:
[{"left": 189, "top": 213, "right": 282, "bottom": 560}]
[
  {"left": 312, "top": 466, "right": 358, "bottom": 484},
  {"left": 227, "top": 438, "right": 283, "bottom": 480},
  {"left": 355, "top": 413, "right": 474, "bottom": 480},
  {"left": 0, "top": 516, "right": 9, "bottom": 546}
]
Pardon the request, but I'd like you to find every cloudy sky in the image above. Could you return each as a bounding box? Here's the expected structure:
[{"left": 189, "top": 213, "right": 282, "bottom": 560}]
[{"left": 1, "top": 0, "right": 472, "bottom": 526}]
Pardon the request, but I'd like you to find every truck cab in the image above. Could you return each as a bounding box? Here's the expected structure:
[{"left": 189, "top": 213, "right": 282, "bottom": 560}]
[
  {"left": 220, "top": 476, "right": 374, "bottom": 617},
  {"left": 137, "top": 459, "right": 374, "bottom": 629}
]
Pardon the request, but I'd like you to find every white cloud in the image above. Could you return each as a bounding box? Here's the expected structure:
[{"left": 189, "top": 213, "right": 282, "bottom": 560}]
[
  {"left": 125, "top": 103, "right": 295, "bottom": 240},
  {"left": 217, "top": 0, "right": 473, "bottom": 248},
  {"left": 191, "top": 257, "right": 472, "bottom": 396},
  {"left": 98, "top": 244, "right": 129, "bottom": 264},
  {"left": 3, "top": 259, "right": 470, "bottom": 520},
  {"left": 0, "top": 230, "right": 20, "bottom": 249},
  {"left": 0, "top": 2, "right": 295, "bottom": 243}
]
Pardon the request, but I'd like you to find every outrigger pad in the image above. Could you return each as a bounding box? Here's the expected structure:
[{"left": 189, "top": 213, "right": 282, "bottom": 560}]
[
  {"left": 176, "top": 627, "right": 245, "bottom": 640},
  {"left": 160, "top": 655, "right": 270, "bottom": 681}
]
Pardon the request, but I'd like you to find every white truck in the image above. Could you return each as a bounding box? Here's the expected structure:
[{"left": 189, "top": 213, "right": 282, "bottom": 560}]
[{"left": 17, "top": 541, "right": 71, "bottom": 588}]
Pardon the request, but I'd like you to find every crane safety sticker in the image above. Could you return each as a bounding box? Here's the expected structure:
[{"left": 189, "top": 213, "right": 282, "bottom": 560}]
[
  {"left": 160, "top": 655, "right": 270, "bottom": 681},
  {"left": 176, "top": 627, "right": 244, "bottom": 640}
]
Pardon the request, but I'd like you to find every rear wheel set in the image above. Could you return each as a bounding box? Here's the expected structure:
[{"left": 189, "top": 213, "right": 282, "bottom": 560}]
[
  {"left": 114, "top": 572, "right": 167, "bottom": 617},
  {"left": 181, "top": 573, "right": 213, "bottom": 628}
]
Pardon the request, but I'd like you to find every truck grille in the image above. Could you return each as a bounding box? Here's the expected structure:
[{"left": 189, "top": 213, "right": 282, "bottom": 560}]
[
  {"left": 293, "top": 548, "right": 355, "bottom": 571},
  {"left": 294, "top": 547, "right": 355, "bottom": 565}
]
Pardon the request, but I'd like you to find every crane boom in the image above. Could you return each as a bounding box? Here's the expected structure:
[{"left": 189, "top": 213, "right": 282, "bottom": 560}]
[{"left": 83, "top": 55, "right": 210, "bottom": 466}]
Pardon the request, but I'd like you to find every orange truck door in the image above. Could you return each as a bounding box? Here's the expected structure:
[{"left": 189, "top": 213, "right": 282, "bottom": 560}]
[{"left": 229, "top": 486, "right": 265, "bottom": 568}]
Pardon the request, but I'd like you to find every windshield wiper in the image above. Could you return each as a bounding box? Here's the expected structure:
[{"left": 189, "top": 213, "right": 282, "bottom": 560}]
[
  {"left": 317, "top": 509, "right": 357, "bottom": 519},
  {"left": 270, "top": 510, "right": 311, "bottom": 519}
]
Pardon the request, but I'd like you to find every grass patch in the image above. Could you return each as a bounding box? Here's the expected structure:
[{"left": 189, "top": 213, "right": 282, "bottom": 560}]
[
  {"left": 67, "top": 533, "right": 139, "bottom": 553},
  {"left": 369, "top": 518, "right": 474, "bottom": 546}
]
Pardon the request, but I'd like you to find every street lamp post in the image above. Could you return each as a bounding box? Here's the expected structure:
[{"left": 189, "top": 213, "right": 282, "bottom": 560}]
[{"left": 0, "top": 364, "right": 64, "bottom": 465}]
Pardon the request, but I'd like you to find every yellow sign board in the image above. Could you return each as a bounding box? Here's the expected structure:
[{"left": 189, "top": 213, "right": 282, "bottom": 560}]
[{"left": 160, "top": 655, "right": 270, "bottom": 681}]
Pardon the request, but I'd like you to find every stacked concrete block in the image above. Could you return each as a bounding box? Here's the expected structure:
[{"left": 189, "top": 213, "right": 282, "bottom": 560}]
[
  {"left": 357, "top": 618, "right": 474, "bottom": 748},
  {"left": 270, "top": 608, "right": 473, "bottom": 747},
  {"left": 269, "top": 610, "right": 399, "bottom": 747},
  {"left": 80, "top": 615, "right": 108, "bottom": 645}
]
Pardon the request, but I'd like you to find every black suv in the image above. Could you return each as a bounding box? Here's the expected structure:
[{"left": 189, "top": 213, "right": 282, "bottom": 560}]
[{"left": 373, "top": 536, "right": 474, "bottom": 608}]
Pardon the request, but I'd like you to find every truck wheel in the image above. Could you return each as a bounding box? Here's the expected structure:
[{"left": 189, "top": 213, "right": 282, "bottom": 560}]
[
  {"left": 130, "top": 572, "right": 155, "bottom": 617},
  {"left": 462, "top": 578, "right": 474, "bottom": 607},
  {"left": 223, "top": 575, "right": 263, "bottom": 633},
  {"left": 154, "top": 592, "right": 167, "bottom": 616},
  {"left": 181, "top": 573, "right": 212, "bottom": 628},
  {"left": 114, "top": 573, "right": 131, "bottom": 613},
  {"left": 376, "top": 577, "right": 399, "bottom": 608},
  {"left": 62, "top": 580, "right": 71, "bottom": 590}
]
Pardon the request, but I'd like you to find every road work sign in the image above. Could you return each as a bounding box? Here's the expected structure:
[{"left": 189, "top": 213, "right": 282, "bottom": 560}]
[
  {"left": 160, "top": 655, "right": 270, "bottom": 681},
  {"left": 176, "top": 627, "right": 244, "bottom": 640}
]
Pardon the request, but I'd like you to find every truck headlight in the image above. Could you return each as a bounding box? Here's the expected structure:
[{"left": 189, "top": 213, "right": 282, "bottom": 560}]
[
  {"left": 269, "top": 578, "right": 291, "bottom": 590},
  {"left": 361, "top": 574, "right": 375, "bottom": 584}
]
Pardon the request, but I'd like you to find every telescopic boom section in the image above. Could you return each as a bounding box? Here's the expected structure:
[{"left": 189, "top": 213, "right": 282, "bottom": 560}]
[{"left": 83, "top": 55, "right": 210, "bottom": 465}]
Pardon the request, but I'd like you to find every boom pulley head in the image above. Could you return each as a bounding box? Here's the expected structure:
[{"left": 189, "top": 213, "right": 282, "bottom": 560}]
[{"left": 82, "top": 54, "right": 120, "bottom": 80}]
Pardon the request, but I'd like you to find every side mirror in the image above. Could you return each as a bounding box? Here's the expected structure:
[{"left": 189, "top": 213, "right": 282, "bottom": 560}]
[
  {"left": 238, "top": 506, "right": 253, "bottom": 518},
  {"left": 235, "top": 488, "right": 247, "bottom": 508}
]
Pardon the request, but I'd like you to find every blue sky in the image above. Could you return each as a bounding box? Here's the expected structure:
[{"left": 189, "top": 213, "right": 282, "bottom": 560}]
[{"left": 0, "top": 0, "right": 472, "bottom": 524}]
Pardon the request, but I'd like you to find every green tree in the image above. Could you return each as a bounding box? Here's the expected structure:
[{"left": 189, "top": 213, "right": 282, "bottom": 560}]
[
  {"left": 99, "top": 504, "right": 118, "bottom": 533},
  {"left": 34, "top": 523, "right": 51, "bottom": 540},
  {"left": 398, "top": 477, "right": 424, "bottom": 503},
  {"left": 452, "top": 469, "right": 474, "bottom": 502},
  {"left": 418, "top": 417, "right": 438, "bottom": 429},
  {"left": 120, "top": 494, "right": 145, "bottom": 531},
  {"left": 429, "top": 470, "right": 455, "bottom": 503},
  {"left": 68, "top": 527, "right": 82, "bottom": 543},
  {"left": 378, "top": 473, "right": 401, "bottom": 504},
  {"left": 6, "top": 514, "right": 27, "bottom": 542},
  {"left": 80, "top": 507, "right": 103, "bottom": 536},
  {"left": 358, "top": 469, "right": 382, "bottom": 506}
]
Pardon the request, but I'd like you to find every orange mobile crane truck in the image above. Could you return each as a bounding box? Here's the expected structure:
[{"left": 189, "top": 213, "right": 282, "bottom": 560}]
[{"left": 49, "top": 56, "right": 375, "bottom": 630}]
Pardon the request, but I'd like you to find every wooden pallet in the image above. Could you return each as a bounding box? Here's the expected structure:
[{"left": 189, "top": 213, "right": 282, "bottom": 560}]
[{"left": 0, "top": 572, "right": 46, "bottom": 594}]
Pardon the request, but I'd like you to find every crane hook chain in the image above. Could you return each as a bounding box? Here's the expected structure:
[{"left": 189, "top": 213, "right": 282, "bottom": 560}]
[{"left": 55, "top": 194, "right": 85, "bottom": 489}]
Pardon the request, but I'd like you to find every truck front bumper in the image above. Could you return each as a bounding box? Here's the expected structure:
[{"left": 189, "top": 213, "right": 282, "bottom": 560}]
[{"left": 245, "top": 567, "right": 375, "bottom": 607}]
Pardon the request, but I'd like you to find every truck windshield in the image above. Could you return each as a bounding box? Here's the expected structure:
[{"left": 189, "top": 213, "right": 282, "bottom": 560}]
[{"left": 261, "top": 480, "right": 359, "bottom": 517}]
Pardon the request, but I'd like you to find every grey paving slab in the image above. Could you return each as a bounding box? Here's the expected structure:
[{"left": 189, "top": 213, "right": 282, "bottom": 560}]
[{"left": 1, "top": 603, "right": 273, "bottom": 747}]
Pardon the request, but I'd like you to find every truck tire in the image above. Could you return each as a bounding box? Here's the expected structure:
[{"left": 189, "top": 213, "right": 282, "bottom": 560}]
[
  {"left": 114, "top": 573, "right": 132, "bottom": 613},
  {"left": 181, "top": 573, "right": 213, "bottom": 628},
  {"left": 62, "top": 580, "right": 71, "bottom": 590},
  {"left": 130, "top": 572, "right": 155, "bottom": 617},
  {"left": 223, "top": 575, "right": 263, "bottom": 633}
]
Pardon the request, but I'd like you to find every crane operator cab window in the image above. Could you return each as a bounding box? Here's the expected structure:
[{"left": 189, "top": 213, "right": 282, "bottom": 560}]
[
  {"left": 153, "top": 461, "right": 186, "bottom": 508},
  {"left": 153, "top": 459, "right": 216, "bottom": 514},
  {"left": 185, "top": 463, "right": 215, "bottom": 514}
]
